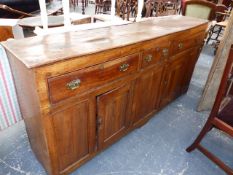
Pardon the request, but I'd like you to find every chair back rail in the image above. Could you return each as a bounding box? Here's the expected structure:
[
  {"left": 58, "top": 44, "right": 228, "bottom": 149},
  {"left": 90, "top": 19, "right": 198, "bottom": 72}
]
[{"left": 183, "top": 0, "right": 216, "bottom": 20}]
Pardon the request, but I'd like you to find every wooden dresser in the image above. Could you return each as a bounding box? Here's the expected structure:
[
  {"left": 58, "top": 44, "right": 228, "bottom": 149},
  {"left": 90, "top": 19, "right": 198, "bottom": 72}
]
[{"left": 2, "top": 16, "right": 208, "bottom": 175}]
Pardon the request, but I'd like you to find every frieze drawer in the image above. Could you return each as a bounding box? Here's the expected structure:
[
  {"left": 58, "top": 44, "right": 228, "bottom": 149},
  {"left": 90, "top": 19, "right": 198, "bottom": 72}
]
[
  {"left": 171, "top": 32, "right": 206, "bottom": 55},
  {"left": 48, "top": 53, "right": 140, "bottom": 103}
]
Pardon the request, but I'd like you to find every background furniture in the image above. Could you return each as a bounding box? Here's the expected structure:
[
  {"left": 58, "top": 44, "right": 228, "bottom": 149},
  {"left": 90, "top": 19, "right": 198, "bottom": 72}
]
[
  {"left": 94, "top": 0, "right": 136, "bottom": 21},
  {"left": 2, "top": 16, "right": 208, "bottom": 175},
  {"left": 0, "top": 0, "right": 51, "bottom": 18},
  {"left": 0, "top": 0, "right": 62, "bottom": 18},
  {"left": 95, "top": 0, "right": 111, "bottom": 14},
  {"left": 144, "top": 0, "right": 179, "bottom": 17},
  {"left": 187, "top": 45, "right": 233, "bottom": 175},
  {"left": 18, "top": 14, "right": 92, "bottom": 37},
  {"left": 206, "top": 4, "right": 230, "bottom": 45},
  {"left": 70, "top": 0, "right": 86, "bottom": 14},
  {"left": 18, "top": 14, "right": 92, "bottom": 28},
  {"left": 222, "top": 0, "right": 233, "bottom": 10},
  {"left": 182, "top": 0, "right": 216, "bottom": 20}
]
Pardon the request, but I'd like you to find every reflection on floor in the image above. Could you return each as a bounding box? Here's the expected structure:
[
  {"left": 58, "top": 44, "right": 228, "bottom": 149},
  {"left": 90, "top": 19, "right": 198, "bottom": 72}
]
[{"left": 0, "top": 44, "right": 233, "bottom": 175}]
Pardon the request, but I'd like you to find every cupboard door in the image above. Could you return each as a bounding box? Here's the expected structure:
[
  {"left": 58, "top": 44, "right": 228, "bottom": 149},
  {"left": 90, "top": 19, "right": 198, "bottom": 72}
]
[
  {"left": 51, "top": 99, "right": 96, "bottom": 172},
  {"left": 182, "top": 46, "right": 201, "bottom": 93},
  {"left": 160, "top": 51, "right": 188, "bottom": 107},
  {"left": 133, "top": 66, "right": 164, "bottom": 125},
  {"left": 97, "top": 83, "right": 133, "bottom": 149}
]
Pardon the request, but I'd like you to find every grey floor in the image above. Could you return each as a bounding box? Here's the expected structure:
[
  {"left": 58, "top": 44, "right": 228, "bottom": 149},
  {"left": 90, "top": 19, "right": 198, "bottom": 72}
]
[{"left": 1, "top": 43, "right": 233, "bottom": 175}]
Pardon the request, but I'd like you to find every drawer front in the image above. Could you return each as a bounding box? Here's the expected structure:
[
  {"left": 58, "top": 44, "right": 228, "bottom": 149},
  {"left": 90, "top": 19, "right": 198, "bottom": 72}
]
[
  {"left": 48, "top": 54, "right": 139, "bottom": 103},
  {"left": 141, "top": 47, "right": 169, "bottom": 68},
  {"left": 171, "top": 32, "right": 205, "bottom": 55}
]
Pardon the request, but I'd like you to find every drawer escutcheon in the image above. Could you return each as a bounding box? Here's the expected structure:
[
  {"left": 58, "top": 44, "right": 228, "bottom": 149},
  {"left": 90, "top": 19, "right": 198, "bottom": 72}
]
[
  {"left": 162, "top": 48, "right": 169, "bottom": 57},
  {"left": 178, "top": 43, "right": 184, "bottom": 49},
  {"left": 66, "top": 79, "right": 81, "bottom": 90},
  {"left": 119, "top": 63, "right": 130, "bottom": 72},
  {"left": 144, "top": 54, "right": 153, "bottom": 62}
]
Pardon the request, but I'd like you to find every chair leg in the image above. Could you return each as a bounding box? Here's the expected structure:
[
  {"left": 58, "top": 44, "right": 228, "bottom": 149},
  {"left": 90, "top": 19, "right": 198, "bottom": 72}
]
[
  {"left": 85, "top": 0, "right": 88, "bottom": 7},
  {"left": 206, "top": 26, "right": 214, "bottom": 44},
  {"left": 95, "top": 5, "right": 97, "bottom": 14},
  {"left": 215, "top": 26, "right": 223, "bottom": 41},
  {"left": 186, "top": 119, "right": 214, "bottom": 152}
]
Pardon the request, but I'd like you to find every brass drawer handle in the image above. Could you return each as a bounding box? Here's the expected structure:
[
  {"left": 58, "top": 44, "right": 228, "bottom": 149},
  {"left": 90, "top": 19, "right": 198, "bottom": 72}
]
[
  {"left": 178, "top": 43, "right": 183, "bottom": 49},
  {"left": 144, "top": 54, "right": 153, "bottom": 62},
  {"left": 119, "top": 63, "right": 129, "bottom": 72},
  {"left": 66, "top": 79, "right": 81, "bottom": 90},
  {"left": 162, "top": 48, "right": 169, "bottom": 57}
]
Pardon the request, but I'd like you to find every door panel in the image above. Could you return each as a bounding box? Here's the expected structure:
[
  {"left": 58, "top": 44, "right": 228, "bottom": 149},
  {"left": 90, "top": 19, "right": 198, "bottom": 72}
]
[
  {"left": 133, "top": 66, "right": 164, "bottom": 125},
  {"left": 160, "top": 51, "right": 189, "bottom": 107},
  {"left": 97, "top": 83, "right": 133, "bottom": 149},
  {"left": 182, "top": 46, "right": 200, "bottom": 93},
  {"left": 51, "top": 99, "right": 95, "bottom": 171}
]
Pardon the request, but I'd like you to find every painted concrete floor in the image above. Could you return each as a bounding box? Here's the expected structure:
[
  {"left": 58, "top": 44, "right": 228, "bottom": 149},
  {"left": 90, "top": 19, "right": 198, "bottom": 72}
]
[{"left": 1, "top": 44, "right": 233, "bottom": 175}]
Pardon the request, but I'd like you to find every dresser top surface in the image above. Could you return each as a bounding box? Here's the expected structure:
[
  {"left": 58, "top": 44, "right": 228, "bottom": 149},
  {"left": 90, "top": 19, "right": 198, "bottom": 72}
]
[{"left": 2, "top": 15, "right": 208, "bottom": 68}]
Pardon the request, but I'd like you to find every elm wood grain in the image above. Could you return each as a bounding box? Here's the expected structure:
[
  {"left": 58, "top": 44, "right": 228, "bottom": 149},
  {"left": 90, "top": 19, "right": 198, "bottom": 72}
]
[
  {"left": 97, "top": 82, "right": 134, "bottom": 149},
  {"left": 48, "top": 53, "right": 139, "bottom": 103},
  {"left": 171, "top": 31, "right": 206, "bottom": 55},
  {"left": 4, "top": 17, "right": 208, "bottom": 175},
  {"left": 2, "top": 15, "right": 208, "bottom": 68},
  {"left": 133, "top": 64, "right": 164, "bottom": 126},
  {"left": 31, "top": 36, "right": 172, "bottom": 112},
  {"left": 160, "top": 49, "right": 189, "bottom": 107},
  {"left": 141, "top": 42, "right": 170, "bottom": 69},
  {"left": 182, "top": 46, "right": 203, "bottom": 93},
  {"left": 34, "top": 30, "right": 203, "bottom": 112},
  {"left": 50, "top": 98, "right": 96, "bottom": 172}
]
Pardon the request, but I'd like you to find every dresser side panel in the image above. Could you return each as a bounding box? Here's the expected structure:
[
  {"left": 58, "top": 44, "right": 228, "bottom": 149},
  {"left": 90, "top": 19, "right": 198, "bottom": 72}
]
[{"left": 6, "top": 52, "right": 52, "bottom": 174}]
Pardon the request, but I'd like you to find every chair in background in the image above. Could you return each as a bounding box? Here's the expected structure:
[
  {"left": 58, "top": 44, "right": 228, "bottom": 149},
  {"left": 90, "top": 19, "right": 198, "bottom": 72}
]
[
  {"left": 206, "top": 4, "right": 229, "bottom": 44},
  {"left": 186, "top": 45, "right": 233, "bottom": 175},
  {"left": 95, "top": 0, "right": 105, "bottom": 14},
  {"left": 70, "top": 0, "right": 87, "bottom": 14},
  {"left": 164, "top": 0, "right": 179, "bottom": 15},
  {"left": 206, "top": 0, "right": 218, "bottom": 4},
  {"left": 95, "top": 0, "right": 111, "bottom": 14},
  {"left": 144, "top": 0, "right": 155, "bottom": 17},
  {"left": 93, "top": 0, "right": 136, "bottom": 22},
  {"left": 117, "top": 0, "right": 133, "bottom": 20},
  {"left": 222, "top": 0, "right": 233, "bottom": 10},
  {"left": 144, "top": 0, "right": 179, "bottom": 17},
  {"left": 130, "top": 0, "right": 138, "bottom": 18},
  {"left": 182, "top": 0, "right": 216, "bottom": 21}
]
